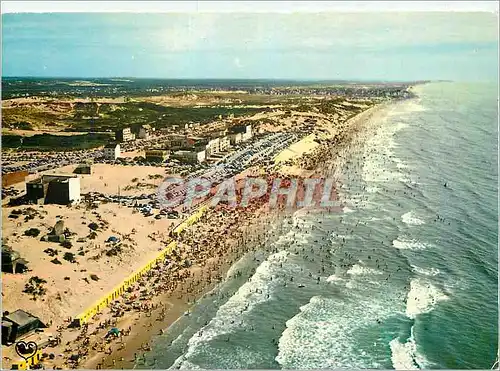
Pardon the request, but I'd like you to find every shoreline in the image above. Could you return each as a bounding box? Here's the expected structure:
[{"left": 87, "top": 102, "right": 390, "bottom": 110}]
[
  {"left": 86, "top": 208, "right": 290, "bottom": 369},
  {"left": 2, "top": 97, "right": 400, "bottom": 370},
  {"left": 93, "top": 99, "right": 397, "bottom": 370}
]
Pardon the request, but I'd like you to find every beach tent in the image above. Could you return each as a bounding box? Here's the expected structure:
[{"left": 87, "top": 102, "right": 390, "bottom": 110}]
[{"left": 107, "top": 327, "right": 120, "bottom": 337}]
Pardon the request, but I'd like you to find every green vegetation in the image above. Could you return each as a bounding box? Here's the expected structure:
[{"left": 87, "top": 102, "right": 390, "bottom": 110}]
[
  {"left": 2, "top": 101, "right": 265, "bottom": 133},
  {"left": 2, "top": 133, "right": 111, "bottom": 150},
  {"left": 71, "top": 102, "right": 264, "bottom": 131},
  {"left": 2, "top": 106, "right": 65, "bottom": 129}
]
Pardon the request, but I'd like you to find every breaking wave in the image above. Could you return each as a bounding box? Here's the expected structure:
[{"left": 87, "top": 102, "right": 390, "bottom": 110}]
[
  {"left": 402, "top": 211, "right": 425, "bottom": 226},
  {"left": 392, "top": 238, "right": 428, "bottom": 251},
  {"left": 405, "top": 278, "right": 449, "bottom": 319},
  {"left": 389, "top": 326, "right": 427, "bottom": 370}
]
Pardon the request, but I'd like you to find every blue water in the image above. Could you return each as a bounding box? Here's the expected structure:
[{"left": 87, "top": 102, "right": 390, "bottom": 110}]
[{"left": 139, "top": 82, "right": 498, "bottom": 369}]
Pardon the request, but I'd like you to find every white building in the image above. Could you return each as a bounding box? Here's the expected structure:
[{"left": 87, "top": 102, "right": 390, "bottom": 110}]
[
  {"left": 66, "top": 176, "right": 81, "bottom": 204},
  {"left": 27, "top": 174, "right": 81, "bottom": 205},
  {"left": 115, "top": 127, "right": 135, "bottom": 142},
  {"left": 219, "top": 136, "right": 231, "bottom": 152},
  {"left": 172, "top": 149, "right": 206, "bottom": 164},
  {"left": 103, "top": 143, "right": 120, "bottom": 160},
  {"left": 135, "top": 124, "right": 154, "bottom": 139},
  {"left": 242, "top": 125, "right": 253, "bottom": 141},
  {"left": 228, "top": 124, "right": 252, "bottom": 143},
  {"left": 206, "top": 138, "right": 220, "bottom": 157},
  {"left": 229, "top": 132, "right": 243, "bottom": 145}
]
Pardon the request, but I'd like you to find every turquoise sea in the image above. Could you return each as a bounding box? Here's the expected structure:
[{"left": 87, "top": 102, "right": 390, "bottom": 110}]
[{"left": 139, "top": 82, "right": 498, "bottom": 369}]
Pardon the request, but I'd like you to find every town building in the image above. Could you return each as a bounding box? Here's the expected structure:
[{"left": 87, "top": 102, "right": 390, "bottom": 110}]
[
  {"left": 229, "top": 124, "right": 253, "bottom": 142},
  {"left": 171, "top": 149, "right": 206, "bottom": 164},
  {"left": 205, "top": 137, "right": 221, "bottom": 157},
  {"left": 26, "top": 174, "right": 81, "bottom": 205},
  {"left": 219, "top": 136, "right": 231, "bottom": 152},
  {"left": 167, "top": 134, "right": 189, "bottom": 150},
  {"left": 103, "top": 143, "right": 121, "bottom": 160},
  {"left": 115, "top": 127, "right": 135, "bottom": 142},
  {"left": 187, "top": 136, "right": 208, "bottom": 147},
  {"left": 1, "top": 310, "right": 45, "bottom": 345},
  {"left": 133, "top": 124, "right": 154, "bottom": 139},
  {"left": 229, "top": 132, "right": 243, "bottom": 145},
  {"left": 145, "top": 149, "right": 169, "bottom": 163}
]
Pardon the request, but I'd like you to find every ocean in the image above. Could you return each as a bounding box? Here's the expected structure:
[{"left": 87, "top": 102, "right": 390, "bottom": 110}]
[{"left": 138, "top": 82, "right": 498, "bottom": 369}]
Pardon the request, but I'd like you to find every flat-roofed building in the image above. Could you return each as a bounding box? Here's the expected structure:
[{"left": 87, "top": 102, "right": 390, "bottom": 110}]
[
  {"left": 103, "top": 143, "right": 120, "bottom": 160},
  {"left": 219, "top": 136, "right": 231, "bottom": 152},
  {"left": 229, "top": 132, "right": 243, "bottom": 145},
  {"left": 73, "top": 163, "right": 92, "bottom": 175},
  {"left": 1, "top": 310, "right": 45, "bottom": 345},
  {"left": 115, "top": 127, "right": 135, "bottom": 142},
  {"left": 167, "top": 134, "right": 189, "bottom": 150},
  {"left": 205, "top": 137, "right": 220, "bottom": 157},
  {"left": 171, "top": 149, "right": 206, "bottom": 164},
  {"left": 133, "top": 124, "right": 154, "bottom": 139},
  {"left": 145, "top": 149, "right": 169, "bottom": 163},
  {"left": 229, "top": 124, "right": 252, "bottom": 142},
  {"left": 26, "top": 174, "right": 81, "bottom": 205}
]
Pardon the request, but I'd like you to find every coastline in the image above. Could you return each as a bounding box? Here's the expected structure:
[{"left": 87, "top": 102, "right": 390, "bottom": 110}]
[
  {"left": 86, "top": 208, "right": 289, "bottom": 369},
  {"left": 2, "top": 97, "right": 401, "bottom": 370},
  {"left": 92, "top": 99, "right": 398, "bottom": 370}
]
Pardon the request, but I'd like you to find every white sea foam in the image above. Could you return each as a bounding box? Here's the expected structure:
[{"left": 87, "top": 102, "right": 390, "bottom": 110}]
[
  {"left": 365, "top": 186, "right": 380, "bottom": 193},
  {"left": 402, "top": 100, "right": 427, "bottom": 113},
  {"left": 410, "top": 265, "right": 440, "bottom": 277},
  {"left": 347, "top": 264, "right": 384, "bottom": 276},
  {"left": 392, "top": 238, "right": 428, "bottom": 251},
  {"left": 389, "top": 326, "right": 427, "bottom": 370},
  {"left": 326, "top": 274, "right": 345, "bottom": 283},
  {"left": 395, "top": 159, "right": 409, "bottom": 169},
  {"left": 276, "top": 294, "right": 399, "bottom": 369},
  {"left": 401, "top": 211, "right": 425, "bottom": 226},
  {"left": 405, "top": 278, "right": 449, "bottom": 319},
  {"left": 176, "top": 360, "right": 203, "bottom": 370},
  {"left": 360, "top": 104, "right": 416, "bottom": 185},
  {"left": 343, "top": 206, "right": 356, "bottom": 213},
  {"left": 171, "top": 249, "right": 290, "bottom": 369},
  {"left": 330, "top": 233, "right": 352, "bottom": 240}
]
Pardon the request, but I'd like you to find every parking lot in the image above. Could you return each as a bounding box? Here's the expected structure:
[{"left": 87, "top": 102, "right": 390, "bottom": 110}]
[{"left": 157, "top": 132, "right": 299, "bottom": 210}]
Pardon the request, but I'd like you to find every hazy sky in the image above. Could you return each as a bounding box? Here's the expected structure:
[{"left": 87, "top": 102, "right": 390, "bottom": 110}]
[{"left": 2, "top": 12, "right": 498, "bottom": 81}]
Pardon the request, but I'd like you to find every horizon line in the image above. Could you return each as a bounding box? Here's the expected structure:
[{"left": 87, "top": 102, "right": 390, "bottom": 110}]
[
  {"left": 2, "top": 1, "right": 499, "bottom": 14},
  {"left": 2, "top": 76, "right": 433, "bottom": 83}
]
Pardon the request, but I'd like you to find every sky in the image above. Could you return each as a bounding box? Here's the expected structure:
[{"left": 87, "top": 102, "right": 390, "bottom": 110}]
[{"left": 2, "top": 10, "right": 499, "bottom": 82}]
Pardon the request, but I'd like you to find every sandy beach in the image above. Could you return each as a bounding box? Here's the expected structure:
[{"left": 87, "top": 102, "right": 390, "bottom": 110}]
[{"left": 1, "top": 99, "right": 395, "bottom": 370}]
